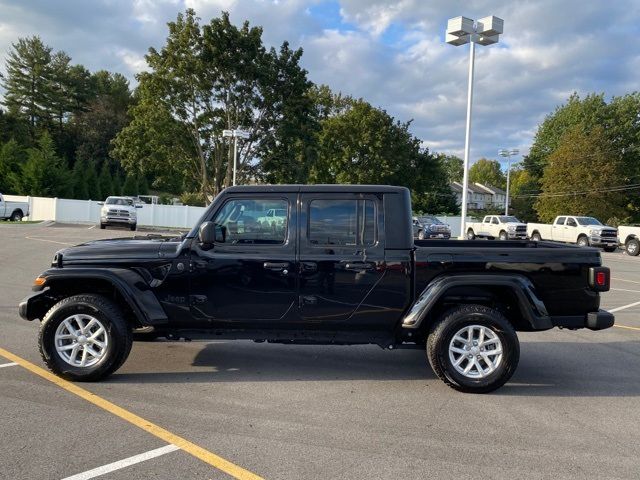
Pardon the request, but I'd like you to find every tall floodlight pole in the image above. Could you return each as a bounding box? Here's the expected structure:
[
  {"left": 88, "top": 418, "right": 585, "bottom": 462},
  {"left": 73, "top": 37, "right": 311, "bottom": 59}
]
[
  {"left": 499, "top": 148, "right": 519, "bottom": 215},
  {"left": 446, "top": 16, "right": 504, "bottom": 239},
  {"left": 223, "top": 128, "right": 250, "bottom": 186}
]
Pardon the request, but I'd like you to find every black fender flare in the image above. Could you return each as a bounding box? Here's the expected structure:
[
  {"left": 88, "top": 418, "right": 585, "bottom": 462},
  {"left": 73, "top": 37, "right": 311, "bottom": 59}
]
[
  {"left": 401, "top": 274, "right": 551, "bottom": 331},
  {"left": 23, "top": 267, "right": 168, "bottom": 326}
]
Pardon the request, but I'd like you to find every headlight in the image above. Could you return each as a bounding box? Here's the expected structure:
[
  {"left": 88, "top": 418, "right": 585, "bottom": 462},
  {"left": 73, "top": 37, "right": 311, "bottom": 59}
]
[
  {"left": 507, "top": 225, "right": 516, "bottom": 232},
  {"left": 589, "top": 229, "right": 599, "bottom": 236}
]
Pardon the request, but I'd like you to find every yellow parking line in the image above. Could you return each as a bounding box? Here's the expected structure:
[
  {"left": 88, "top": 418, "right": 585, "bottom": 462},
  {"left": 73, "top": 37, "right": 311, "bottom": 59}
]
[
  {"left": 614, "top": 324, "right": 640, "bottom": 332},
  {"left": 0, "top": 347, "right": 263, "bottom": 480}
]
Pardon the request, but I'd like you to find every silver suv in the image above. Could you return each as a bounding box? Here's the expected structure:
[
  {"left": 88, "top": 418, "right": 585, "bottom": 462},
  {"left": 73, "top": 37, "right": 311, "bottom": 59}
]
[{"left": 99, "top": 196, "right": 141, "bottom": 230}]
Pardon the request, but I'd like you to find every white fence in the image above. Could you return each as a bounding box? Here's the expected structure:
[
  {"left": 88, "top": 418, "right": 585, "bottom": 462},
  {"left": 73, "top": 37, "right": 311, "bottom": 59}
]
[
  {"left": 436, "top": 216, "right": 477, "bottom": 238},
  {"left": 5, "top": 195, "right": 207, "bottom": 229}
]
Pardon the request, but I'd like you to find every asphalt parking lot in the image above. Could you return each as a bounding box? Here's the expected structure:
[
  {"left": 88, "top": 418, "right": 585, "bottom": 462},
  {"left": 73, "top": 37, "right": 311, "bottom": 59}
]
[{"left": 1, "top": 223, "right": 639, "bottom": 480}]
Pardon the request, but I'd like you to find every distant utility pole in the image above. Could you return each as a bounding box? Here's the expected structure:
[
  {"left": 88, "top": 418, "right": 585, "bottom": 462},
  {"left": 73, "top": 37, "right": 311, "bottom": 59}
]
[{"left": 499, "top": 148, "right": 519, "bottom": 215}]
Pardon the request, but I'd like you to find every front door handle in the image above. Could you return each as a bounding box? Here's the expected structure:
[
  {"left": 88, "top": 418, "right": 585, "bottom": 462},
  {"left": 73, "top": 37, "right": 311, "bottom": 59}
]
[{"left": 263, "top": 262, "right": 290, "bottom": 271}]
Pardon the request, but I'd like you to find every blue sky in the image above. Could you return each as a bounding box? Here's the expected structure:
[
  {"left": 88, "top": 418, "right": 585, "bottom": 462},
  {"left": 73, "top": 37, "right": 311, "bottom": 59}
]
[{"left": 1, "top": 0, "right": 638, "bottom": 165}]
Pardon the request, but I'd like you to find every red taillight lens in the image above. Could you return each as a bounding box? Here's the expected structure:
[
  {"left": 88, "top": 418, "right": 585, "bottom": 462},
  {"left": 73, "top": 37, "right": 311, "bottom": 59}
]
[
  {"left": 596, "top": 271, "right": 606, "bottom": 286},
  {"left": 589, "top": 267, "right": 610, "bottom": 291}
]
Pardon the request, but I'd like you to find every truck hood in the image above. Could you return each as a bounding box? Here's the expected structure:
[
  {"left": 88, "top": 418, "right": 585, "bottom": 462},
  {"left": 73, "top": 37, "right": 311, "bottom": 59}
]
[
  {"left": 56, "top": 236, "right": 182, "bottom": 264},
  {"left": 587, "top": 226, "right": 616, "bottom": 232},
  {"left": 505, "top": 222, "right": 527, "bottom": 228}
]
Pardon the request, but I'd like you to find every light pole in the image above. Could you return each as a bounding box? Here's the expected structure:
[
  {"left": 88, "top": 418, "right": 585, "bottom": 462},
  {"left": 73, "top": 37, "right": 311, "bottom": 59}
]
[
  {"left": 222, "top": 128, "right": 250, "bottom": 186},
  {"left": 499, "top": 148, "right": 519, "bottom": 215},
  {"left": 446, "top": 15, "right": 504, "bottom": 238}
]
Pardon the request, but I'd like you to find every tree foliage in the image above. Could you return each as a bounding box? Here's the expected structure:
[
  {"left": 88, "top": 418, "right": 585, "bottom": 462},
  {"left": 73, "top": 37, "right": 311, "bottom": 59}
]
[
  {"left": 535, "top": 125, "right": 625, "bottom": 222},
  {"left": 469, "top": 158, "right": 506, "bottom": 189}
]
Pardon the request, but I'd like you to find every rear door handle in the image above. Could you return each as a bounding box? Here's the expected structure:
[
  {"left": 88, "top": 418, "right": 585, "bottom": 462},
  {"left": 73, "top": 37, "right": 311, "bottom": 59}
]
[
  {"left": 263, "top": 262, "right": 290, "bottom": 271},
  {"left": 342, "top": 261, "right": 375, "bottom": 271}
]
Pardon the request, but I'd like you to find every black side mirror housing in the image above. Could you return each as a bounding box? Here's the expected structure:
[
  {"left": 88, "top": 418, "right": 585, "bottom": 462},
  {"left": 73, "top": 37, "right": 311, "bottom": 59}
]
[{"left": 199, "top": 221, "right": 226, "bottom": 245}]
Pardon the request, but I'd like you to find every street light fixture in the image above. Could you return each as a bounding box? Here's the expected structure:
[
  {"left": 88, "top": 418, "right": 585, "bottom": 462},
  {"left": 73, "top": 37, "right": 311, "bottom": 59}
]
[
  {"left": 499, "top": 148, "right": 519, "bottom": 215},
  {"left": 446, "top": 15, "right": 504, "bottom": 239},
  {"left": 222, "top": 128, "right": 250, "bottom": 186}
]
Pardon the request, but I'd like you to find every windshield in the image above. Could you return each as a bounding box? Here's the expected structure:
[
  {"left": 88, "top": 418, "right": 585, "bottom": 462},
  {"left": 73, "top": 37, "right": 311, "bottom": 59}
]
[
  {"left": 498, "top": 216, "right": 521, "bottom": 223},
  {"left": 418, "top": 216, "right": 443, "bottom": 225},
  {"left": 105, "top": 197, "right": 133, "bottom": 206},
  {"left": 576, "top": 217, "right": 602, "bottom": 226}
]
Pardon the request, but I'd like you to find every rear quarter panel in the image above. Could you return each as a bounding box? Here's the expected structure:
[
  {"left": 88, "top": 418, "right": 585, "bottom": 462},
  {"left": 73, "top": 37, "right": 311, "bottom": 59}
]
[{"left": 414, "top": 241, "right": 602, "bottom": 317}]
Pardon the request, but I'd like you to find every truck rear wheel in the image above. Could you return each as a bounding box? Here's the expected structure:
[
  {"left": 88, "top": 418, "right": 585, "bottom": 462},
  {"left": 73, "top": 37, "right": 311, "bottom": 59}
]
[
  {"left": 427, "top": 304, "right": 520, "bottom": 393},
  {"left": 626, "top": 238, "right": 640, "bottom": 256},
  {"left": 10, "top": 210, "right": 23, "bottom": 221},
  {"left": 531, "top": 232, "right": 541, "bottom": 242},
  {"left": 466, "top": 229, "right": 475, "bottom": 240},
  {"left": 38, "top": 294, "right": 133, "bottom": 382}
]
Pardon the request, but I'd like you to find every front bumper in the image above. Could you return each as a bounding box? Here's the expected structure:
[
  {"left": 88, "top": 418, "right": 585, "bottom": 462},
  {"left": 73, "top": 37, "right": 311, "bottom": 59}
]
[
  {"left": 424, "top": 232, "right": 451, "bottom": 239},
  {"left": 508, "top": 232, "right": 528, "bottom": 239},
  {"left": 18, "top": 290, "right": 50, "bottom": 321},
  {"left": 102, "top": 216, "right": 136, "bottom": 224},
  {"left": 589, "top": 235, "right": 617, "bottom": 248},
  {"left": 551, "top": 309, "right": 615, "bottom": 331}
]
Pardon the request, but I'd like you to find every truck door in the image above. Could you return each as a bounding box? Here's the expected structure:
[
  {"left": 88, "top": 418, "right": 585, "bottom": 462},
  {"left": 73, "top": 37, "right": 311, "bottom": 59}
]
[
  {"left": 0, "top": 194, "right": 5, "bottom": 217},
  {"left": 298, "top": 193, "right": 385, "bottom": 326},
  {"left": 565, "top": 217, "right": 578, "bottom": 242},
  {"left": 552, "top": 216, "right": 566, "bottom": 241},
  {"left": 189, "top": 194, "right": 298, "bottom": 325}
]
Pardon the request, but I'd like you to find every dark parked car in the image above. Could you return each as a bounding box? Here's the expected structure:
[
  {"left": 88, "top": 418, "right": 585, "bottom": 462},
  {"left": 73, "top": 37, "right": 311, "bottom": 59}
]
[
  {"left": 413, "top": 215, "right": 451, "bottom": 239},
  {"left": 19, "top": 185, "right": 613, "bottom": 393}
]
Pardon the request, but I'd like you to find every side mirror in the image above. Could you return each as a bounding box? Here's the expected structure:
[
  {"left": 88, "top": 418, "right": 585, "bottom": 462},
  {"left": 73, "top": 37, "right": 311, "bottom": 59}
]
[
  {"left": 199, "top": 221, "right": 226, "bottom": 245},
  {"left": 136, "top": 204, "right": 143, "bottom": 208},
  {"left": 97, "top": 202, "right": 104, "bottom": 205}
]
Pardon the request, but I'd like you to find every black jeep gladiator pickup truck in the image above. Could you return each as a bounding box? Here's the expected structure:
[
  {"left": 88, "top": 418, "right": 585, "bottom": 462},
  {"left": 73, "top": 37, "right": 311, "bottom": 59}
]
[{"left": 19, "top": 185, "right": 614, "bottom": 393}]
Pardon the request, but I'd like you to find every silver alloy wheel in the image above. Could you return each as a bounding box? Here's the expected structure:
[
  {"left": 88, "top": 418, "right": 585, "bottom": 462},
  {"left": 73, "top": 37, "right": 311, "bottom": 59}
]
[
  {"left": 448, "top": 324, "right": 503, "bottom": 379},
  {"left": 627, "top": 240, "right": 638, "bottom": 255},
  {"left": 54, "top": 314, "right": 108, "bottom": 368},
  {"left": 578, "top": 236, "right": 589, "bottom": 247}
]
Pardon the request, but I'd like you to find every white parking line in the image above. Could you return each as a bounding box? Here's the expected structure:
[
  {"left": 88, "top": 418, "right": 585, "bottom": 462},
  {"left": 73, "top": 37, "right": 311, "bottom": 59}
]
[
  {"left": 612, "top": 277, "right": 640, "bottom": 285},
  {"left": 0, "top": 362, "right": 18, "bottom": 368},
  {"left": 610, "top": 288, "right": 640, "bottom": 293},
  {"left": 25, "top": 236, "right": 75, "bottom": 246},
  {"left": 609, "top": 301, "right": 640, "bottom": 313},
  {"left": 61, "top": 444, "right": 180, "bottom": 480}
]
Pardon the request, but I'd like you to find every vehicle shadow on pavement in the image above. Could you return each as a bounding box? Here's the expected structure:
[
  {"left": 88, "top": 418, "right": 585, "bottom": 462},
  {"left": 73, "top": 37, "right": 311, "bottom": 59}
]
[
  {"left": 108, "top": 340, "right": 640, "bottom": 396},
  {"left": 500, "top": 340, "right": 640, "bottom": 397},
  {"left": 111, "top": 342, "right": 434, "bottom": 383}
]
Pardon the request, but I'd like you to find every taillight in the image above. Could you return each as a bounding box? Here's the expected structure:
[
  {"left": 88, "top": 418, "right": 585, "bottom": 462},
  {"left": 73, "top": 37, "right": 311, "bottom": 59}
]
[{"left": 589, "top": 267, "right": 610, "bottom": 292}]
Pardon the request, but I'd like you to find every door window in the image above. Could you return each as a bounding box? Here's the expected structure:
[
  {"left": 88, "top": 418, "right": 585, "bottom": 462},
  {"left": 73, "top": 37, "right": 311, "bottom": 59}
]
[
  {"left": 308, "top": 199, "right": 376, "bottom": 246},
  {"left": 556, "top": 217, "right": 566, "bottom": 225},
  {"left": 491, "top": 217, "right": 499, "bottom": 225},
  {"left": 566, "top": 218, "right": 577, "bottom": 227},
  {"left": 213, "top": 198, "right": 288, "bottom": 244}
]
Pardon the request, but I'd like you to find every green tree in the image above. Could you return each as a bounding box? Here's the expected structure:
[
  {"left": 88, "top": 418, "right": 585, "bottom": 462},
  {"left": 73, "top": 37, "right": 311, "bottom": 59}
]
[
  {"left": 469, "top": 158, "right": 506, "bottom": 189},
  {"left": 122, "top": 174, "right": 138, "bottom": 196},
  {"left": 98, "top": 161, "right": 114, "bottom": 197},
  {"left": 535, "top": 125, "right": 625, "bottom": 222},
  {"left": 72, "top": 158, "right": 90, "bottom": 199},
  {"left": 85, "top": 164, "right": 101, "bottom": 200},
  {"left": 508, "top": 167, "right": 538, "bottom": 221},
  {"left": 0, "top": 139, "right": 26, "bottom": 193},
  {"left": 112, "top": 173, "right": 123, "bottom": 196},
  {"left": 17, "top": 131, "right": 70, "bottom": 196},
  {"left": 138, "top": 175, "right": 149, "bottom": 195},
  {"left": 1, "top": 36, "right": 53, "bottom": 132},
  {"left": 437, "top": 153, "right": 464, "bottom": 183}
]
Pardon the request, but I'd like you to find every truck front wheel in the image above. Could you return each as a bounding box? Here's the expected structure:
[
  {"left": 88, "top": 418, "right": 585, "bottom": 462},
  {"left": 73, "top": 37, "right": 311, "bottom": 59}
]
[
  {"left": 427, "top": 304, "right": 520, "bottom": 393},
  {"left": 38, "top": 294, "right": 133, "bottom": 382},
  {"left": 499, "top": 230, "right": 508, "bottom": 241},
  {"left": 577, "top": 235, "right": 589, "bottom": 247}
]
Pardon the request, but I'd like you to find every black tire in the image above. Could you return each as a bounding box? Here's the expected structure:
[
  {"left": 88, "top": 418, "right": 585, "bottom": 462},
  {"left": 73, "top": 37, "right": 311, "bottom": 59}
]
[
  {"left": 38, "top": 294, "right": 133, "bottom": 382},
  {"left": 466, "top": 229, "right": 475, "bottom": 240},
  {"left": 499, "top": 230, "right": 508, "bottom": 241},
  {"left": 427, "top": 304, "right": 520, "bottom": 393},
  {"left": 10, "top": 210, "right": 23, "bottom": 222},
  {"left": 577, "top": 235, "right": 589, "bottom": 247},
  {"left": 418, "top": 230, "right": 425, "bottom": 240},
  {"left": 99, "top": 223, "right": 106, "bottom": 229},
  {"left": 531, "top": 232, "right": 541, "bottom": 242},
  {"left": 130, "top": 223, "right": 137, "bottom": 231},
  {"left": 626, "top": 238, "right": 640, "bottom": 256},
  {"left": 604, "top": 246, "right": 617, "bottom": 253}
]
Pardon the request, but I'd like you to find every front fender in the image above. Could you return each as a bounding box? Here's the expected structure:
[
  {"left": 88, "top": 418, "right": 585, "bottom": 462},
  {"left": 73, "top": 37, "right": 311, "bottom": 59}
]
[
  {"left": 401, "top": 274, "right": 551, "bottom": 330},
  {"left": 20, "top": 267, "right": 168, "bottom": 326}
]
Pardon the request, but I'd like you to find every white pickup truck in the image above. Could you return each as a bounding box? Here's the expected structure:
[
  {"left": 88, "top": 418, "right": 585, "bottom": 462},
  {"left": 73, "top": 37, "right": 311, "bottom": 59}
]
[
  {"left": 617, "top": 225, "right": 640, "bottom": 256},
  {"left": 527, "top": 216, "right": 617, "bottom": 251},
  {"left": 0, "top": 194, "right": 29, "bottom": 221},
  {"left": 466, "top": 215, "right": 528, "bottom": 240}
]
